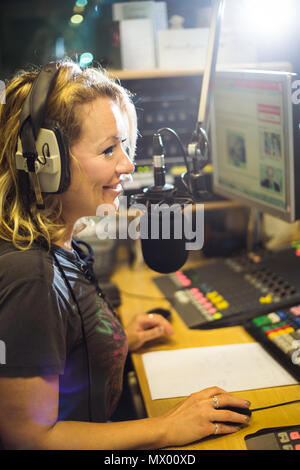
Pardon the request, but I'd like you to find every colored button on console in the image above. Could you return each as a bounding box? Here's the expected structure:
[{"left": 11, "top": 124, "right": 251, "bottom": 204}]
[
  {"left": 213, "top": 312, "right": 222, "bottom": 320},
  {"left": 259, "top": 295, "right": 273, "bottom": 304},
  {"left": 278, "top": 432, "right": 290, "bottom": 443},
  {"left": 206, "top": 291, "right": 218, "bottom": 300},
  {"left": 215, "top": 301, "right": 229, "bottom": 310},
  {"left": 175, "top": 272, "right": 191, "bottom": 286},
  {"left": 253, "top": 315, "right": 272, "bottom": 327},
  {"left": 290, "top": 306, "right": 300, "bottom": 316}
]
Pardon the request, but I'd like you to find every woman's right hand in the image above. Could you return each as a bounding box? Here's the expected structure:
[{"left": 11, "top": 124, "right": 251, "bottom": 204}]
[{"left": 157, "top": 386, "right": 251, "bottom": 448}]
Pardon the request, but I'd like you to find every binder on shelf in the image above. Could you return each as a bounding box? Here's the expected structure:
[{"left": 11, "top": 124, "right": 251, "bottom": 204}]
[
  {"left": 119, "top": 18, "right": 156, "bottom": 70},
  {"left": 112, "top": 1, "right": 168, "bottom": 32},
  {"left": 113, "top": 1, "right": 168, "bottom": 68},
  {"left": 157, "top": 28, "right": 210, "bottom": 70}
]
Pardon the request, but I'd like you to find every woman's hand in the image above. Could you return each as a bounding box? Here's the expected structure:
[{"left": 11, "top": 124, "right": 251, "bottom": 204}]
[
  {"left": 125, "top": 313, "right": 174, "bottom": 352},
  {"left": 157, "top": 386, "right": 251, "bottom": 447}
]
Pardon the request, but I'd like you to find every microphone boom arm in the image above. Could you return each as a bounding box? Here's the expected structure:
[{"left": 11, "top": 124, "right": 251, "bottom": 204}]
[{"left": 186, "top": 0, "right": 226, "bottom": 199}]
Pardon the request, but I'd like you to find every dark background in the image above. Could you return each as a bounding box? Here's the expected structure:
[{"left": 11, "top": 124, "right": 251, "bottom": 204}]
[{"left": 1, "top": 0, "right": 300, "bottom": 79}]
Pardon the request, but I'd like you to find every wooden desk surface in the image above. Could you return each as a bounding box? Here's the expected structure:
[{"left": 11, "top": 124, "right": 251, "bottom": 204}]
[{"left": 112, "top": 253, "right": 300, "bottom": 450}]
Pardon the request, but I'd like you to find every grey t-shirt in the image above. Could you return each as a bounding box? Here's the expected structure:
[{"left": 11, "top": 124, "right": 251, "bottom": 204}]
[{"left": 0, "top": 239, "right": 128, "bottom": 424}]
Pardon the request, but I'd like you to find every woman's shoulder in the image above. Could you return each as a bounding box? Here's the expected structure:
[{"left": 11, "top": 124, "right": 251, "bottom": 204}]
[{"left": 0, "top": 239, "right": 53, "bottom": 283}]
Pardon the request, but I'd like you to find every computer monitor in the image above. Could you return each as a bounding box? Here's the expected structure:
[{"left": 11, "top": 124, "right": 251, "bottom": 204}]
[{"left": 211, "top": 69, "right": 300, "bottom": 222}]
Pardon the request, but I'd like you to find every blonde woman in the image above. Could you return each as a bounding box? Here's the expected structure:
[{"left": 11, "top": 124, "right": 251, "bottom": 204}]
[{"left": 0, "top": 60, "right": 250, "bottom": 450}]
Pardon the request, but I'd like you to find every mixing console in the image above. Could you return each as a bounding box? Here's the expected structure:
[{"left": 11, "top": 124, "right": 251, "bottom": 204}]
[
  {"left": 154, "top": 247, "right": 300, "bottom": 329},
  {"left": 244, "top": 304, "right": 300, "bottom": 381}
]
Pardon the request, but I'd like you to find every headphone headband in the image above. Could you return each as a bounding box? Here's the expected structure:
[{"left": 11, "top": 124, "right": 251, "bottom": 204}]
[{"left": 19, "top": 63, "right": 59, "bottom": 150}]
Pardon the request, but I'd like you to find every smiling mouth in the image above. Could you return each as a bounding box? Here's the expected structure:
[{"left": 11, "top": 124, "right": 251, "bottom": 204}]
[{"left": 103, "top": 184, "right": 123, "bottom": 192}]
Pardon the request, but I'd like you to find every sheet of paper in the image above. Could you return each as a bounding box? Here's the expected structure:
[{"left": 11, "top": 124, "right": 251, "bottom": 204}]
[{"left": 142, "top": 343, "right": 298, "bottom": 400}]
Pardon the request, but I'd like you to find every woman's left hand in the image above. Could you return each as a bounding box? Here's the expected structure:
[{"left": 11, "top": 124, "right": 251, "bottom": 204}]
[{"left": 125, "top": 313, "right": 174, "bottom": 352}]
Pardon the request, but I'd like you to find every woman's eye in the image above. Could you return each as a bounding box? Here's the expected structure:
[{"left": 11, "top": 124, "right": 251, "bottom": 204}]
[
  {"left": 103, "top": 145, "right": 116, "bottom": 157},
  {"left": 102, "top": 139, "right": 129, "bottom": 158}
]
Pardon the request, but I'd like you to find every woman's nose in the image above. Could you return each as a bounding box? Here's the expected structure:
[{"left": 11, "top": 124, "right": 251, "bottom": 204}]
[{"left": 116, "top": 148, "right": 135, "bottom": 175}]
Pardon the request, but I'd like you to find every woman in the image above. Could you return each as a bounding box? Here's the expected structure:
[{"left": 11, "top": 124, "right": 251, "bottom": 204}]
[{"left": 0, "top": 60, "right": 250, "bottom": 450}]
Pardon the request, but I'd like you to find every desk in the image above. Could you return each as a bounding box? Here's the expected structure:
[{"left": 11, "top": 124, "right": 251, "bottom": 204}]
[{"left": 112, "top": 255, "right": 300, "bottom": 450}]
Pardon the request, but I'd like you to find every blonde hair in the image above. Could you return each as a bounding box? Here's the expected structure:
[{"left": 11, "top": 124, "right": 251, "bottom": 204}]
[{"left": 0, "top": 59, "right": 137, "bottom": 250}]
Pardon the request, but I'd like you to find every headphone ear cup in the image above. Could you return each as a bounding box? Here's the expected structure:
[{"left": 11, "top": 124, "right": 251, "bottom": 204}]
[
  {"left": 43, "top": 120, "right": 70, "bottom": 193},
  {"left": 16, "top": 121, "right": 70, "bottom": 194}
]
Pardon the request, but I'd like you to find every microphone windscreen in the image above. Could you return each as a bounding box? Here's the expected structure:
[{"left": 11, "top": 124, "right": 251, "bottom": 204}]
[
  {"left": 141, "top": 237, "right": 188, "bottom": 274},
  {"left": 139, "top": 209, "right": 189, "bottom": 274}
]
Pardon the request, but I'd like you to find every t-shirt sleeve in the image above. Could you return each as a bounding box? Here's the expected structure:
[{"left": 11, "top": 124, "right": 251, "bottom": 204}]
[{"left": 0, "top": 275, "right": 67, "bottom": 377}]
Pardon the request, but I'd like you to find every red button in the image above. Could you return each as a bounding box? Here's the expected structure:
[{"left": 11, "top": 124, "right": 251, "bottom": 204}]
[
  {"left": 265, "top": 324, "right": 291, "bottom": 335},
  {"left": 295, "top": 444, "right": 300, "bottom": 450},
  {"left": 190, "top": 288, "right": 199, "bottom": 294},
  {"left": 290, "top": 431, "right": 300, "bottom": 440},
  {"left": 290, "top": 306, "right": 300, "bottom": 316},
  {"left": 203, "top": 302, "right": 213, "bottom": 309},
  {"left": 194, "top": 292, "right": 204, "bottom": 300}
]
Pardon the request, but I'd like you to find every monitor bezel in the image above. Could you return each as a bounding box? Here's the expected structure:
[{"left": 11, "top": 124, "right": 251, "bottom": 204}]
[{"left": 211, "top": 69, "right": 297, "bottom": 223}]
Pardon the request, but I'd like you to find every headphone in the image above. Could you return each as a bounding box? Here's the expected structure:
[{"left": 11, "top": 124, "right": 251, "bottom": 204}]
[{"left": 15, "top": 62, "right": 71, "bottom": 209}]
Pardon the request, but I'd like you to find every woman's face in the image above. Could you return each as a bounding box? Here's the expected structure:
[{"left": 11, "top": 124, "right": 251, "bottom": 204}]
[{"left": 60, "top": 96, "right": 135, "bottom": 222}]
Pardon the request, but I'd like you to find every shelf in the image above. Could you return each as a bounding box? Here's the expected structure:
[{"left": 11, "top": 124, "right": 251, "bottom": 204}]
[
  {"left": 107, "top": 62, "right": 292, "bottom": 81},
  {"left": 107, "top": 68, "right": 204, "bottom": 80}
]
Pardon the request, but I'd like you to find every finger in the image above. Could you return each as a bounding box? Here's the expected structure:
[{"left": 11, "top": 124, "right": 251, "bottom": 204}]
[
  {"left": 210, "top": 393, "right": 251, "bottom": 410},
  {"left": 212, "top": 408, "right": 251, "bottom": 425},
  {"left": 144, "top": 314, "right": 174, "bottom": 336},
  {"left": 211, "top": 422, "right": 241, "bottom": 437},
  {"left": 140, "top": 326, "right": 165, "bottom": 343},
  {"left": 192, "top": 386, "right": 227, "bottom": 401}
]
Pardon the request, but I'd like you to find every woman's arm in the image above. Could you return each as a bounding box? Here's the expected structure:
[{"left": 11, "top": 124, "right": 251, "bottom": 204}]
[{"left": 0, "top": 375, "right": 250, "bottom": 450}]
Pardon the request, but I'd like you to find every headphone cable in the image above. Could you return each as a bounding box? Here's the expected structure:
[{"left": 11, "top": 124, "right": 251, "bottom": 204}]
[{"left": 51, "top": 248, "right": 93, "bottom": 422}]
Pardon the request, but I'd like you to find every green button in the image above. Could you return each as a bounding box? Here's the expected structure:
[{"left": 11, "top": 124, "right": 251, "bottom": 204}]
[
  {"left": 252, "top": 315, "right": 272, "bottom": 327},
  {"left": 213, "top": 312, "right": 222, "bottom": 320}
]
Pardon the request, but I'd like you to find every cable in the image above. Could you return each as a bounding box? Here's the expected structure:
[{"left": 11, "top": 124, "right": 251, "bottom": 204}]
[
  {"left": 251, "top": 399, "right": 300, "bottom": 413},
  {"left": 120, "top": 289, "right": 173, "bottom": 302},
  {"left": 156, "top": 127, "right": 189, "bottom": 171},
  {"left": 51, "top": 249, "right": 93, "bottom": 422}
]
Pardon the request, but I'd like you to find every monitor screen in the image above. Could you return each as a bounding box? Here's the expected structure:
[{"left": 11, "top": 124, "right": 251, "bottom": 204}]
[{"left": 211, "top": 69, "right": 298, "bottom": 222}]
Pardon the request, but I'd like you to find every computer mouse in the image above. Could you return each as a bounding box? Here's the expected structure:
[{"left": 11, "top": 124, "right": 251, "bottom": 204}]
[
  {"left": 224, "top": 406, "right": 252, "bottom": 417},
  {"left": 220, "top": 406, "right": 252, "bottom": 425},
  {"left": 146, "top": 307, "right": 171, "bottom": 320}
]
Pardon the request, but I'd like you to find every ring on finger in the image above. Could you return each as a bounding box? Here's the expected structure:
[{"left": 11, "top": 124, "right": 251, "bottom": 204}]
[
  {"left": 212, "top": 395, "right": 219, "bottom": 408},
  {"left": 214, "top": 423, "right": 219, "bottom": 435}
]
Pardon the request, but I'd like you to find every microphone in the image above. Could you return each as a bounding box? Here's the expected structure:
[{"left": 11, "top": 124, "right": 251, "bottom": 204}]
[{"left": 131, "top": 133, "right": 194, "bottom": 274}]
